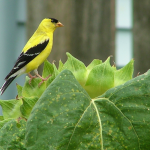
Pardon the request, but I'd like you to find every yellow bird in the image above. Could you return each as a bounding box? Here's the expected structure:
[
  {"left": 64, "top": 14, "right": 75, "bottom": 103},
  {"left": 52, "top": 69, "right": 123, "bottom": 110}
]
[{"left": 0, "top": 18, "right": 63, "bottom": 95}]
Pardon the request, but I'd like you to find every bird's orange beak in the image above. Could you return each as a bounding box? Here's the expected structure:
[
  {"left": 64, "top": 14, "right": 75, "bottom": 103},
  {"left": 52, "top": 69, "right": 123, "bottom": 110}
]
[{"left": 56, "top": 22, "right": 64, "bottom": 27}]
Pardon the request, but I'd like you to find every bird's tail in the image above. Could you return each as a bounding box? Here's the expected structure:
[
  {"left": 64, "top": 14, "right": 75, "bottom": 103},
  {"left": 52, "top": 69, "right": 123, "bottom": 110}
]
[{"left": 0, "top": 76, "right": 17, "bottom": 95}]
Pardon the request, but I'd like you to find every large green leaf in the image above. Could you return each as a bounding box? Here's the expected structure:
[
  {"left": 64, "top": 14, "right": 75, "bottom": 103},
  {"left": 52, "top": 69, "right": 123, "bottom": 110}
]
[
  {"left": 0, "top": 118, "right": 12, "bottom": 129},
  {"left": 0, "top": 119, "right": 26, "bottom": 150},
  {"left": 99, "top": 70, "right": 150, "bottom": 149},
  {"left": 25, "top": 69, "right": 150, "bottom": 149},
  {"left": 25, "top": 70, "right": 94, "bottom": 149}
]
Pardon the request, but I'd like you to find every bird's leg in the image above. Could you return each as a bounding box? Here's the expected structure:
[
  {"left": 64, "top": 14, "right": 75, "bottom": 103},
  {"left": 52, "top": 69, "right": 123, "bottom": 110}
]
[
  {"left": 28, "top": 73, "right": 37, "bottom": 84},
  {"left": 33, "top": 69, "right": 51, "bottom": 87},
  {"left": 36, "top": 74, "right": 51, "bottom": 87}
]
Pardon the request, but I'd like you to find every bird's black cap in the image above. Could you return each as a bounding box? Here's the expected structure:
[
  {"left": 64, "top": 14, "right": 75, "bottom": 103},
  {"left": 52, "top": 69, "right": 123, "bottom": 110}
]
[{"left": 48, "top": 18, "right": 58, "bottom": 23}]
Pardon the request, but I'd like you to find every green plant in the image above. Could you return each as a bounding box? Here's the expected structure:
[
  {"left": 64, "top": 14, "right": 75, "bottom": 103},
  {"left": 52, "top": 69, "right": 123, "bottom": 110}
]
[{"left": 0, "top": 53, "right": 150, "bottom": 150}]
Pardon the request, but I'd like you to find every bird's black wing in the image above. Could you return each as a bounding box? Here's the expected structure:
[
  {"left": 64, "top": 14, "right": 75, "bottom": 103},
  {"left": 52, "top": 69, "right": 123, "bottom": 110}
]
[{"left": 5, "top": 39, "right": 49, "bottom": 80}]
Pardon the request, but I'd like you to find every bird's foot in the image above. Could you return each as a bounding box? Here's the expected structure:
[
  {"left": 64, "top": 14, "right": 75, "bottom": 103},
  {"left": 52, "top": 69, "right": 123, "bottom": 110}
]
[
  {"left": 28, "top": 73, "right": 37, "bottom": 84},
  {"left": 36, "top": 74, "right": 51, "bottom": 87}
]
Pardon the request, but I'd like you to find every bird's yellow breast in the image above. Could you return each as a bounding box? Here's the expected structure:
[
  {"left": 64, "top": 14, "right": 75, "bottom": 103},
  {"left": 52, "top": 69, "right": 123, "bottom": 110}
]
[{"left": 25, "top": 39, "right": 53, "bottom": 73}]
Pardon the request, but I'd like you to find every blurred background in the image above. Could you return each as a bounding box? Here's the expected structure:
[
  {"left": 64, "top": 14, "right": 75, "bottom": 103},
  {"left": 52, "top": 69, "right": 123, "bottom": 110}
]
[{"left": 0, "top": 0, "right": 150, "bottom": 103}]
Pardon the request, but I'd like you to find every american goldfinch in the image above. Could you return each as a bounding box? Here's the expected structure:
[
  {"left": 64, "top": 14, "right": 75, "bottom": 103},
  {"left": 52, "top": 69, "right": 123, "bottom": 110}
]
[{"left": 0, "top": 18, "right": 63, "bottom": 95}]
